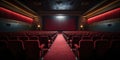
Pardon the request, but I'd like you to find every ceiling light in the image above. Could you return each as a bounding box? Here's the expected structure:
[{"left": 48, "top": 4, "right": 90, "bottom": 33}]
[{"left": 56, "top": 16, "right": 65, "bottom": 19}]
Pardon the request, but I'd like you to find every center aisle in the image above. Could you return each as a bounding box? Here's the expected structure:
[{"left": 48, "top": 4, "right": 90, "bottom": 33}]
[{"left": 43, "top": 34, "right": 76, "bottom": 60}]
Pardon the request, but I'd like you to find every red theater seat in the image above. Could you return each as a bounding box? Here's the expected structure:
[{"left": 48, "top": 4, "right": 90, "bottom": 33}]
[
  {"left": 71, "top": 36, "right": 80, "bottom": 48},
  {"left": 81, "top": 36, "right": 92, "bottom": 40},
  {"left": 39, "top": 36, "right": 49, "bottom": 48},
  {"left": 7, "top": 40, "right": 26, "bottom": 60},
  {"left": 0, "top": 40, "right": 14, "bottom": 60},
  {"left": 78, "top": 40, "right": 94, "bottom": 60},
  {"left": 18, "top": 36, "right": 28, "bottom": 41},
  {"left": 94, "top": 40, "right": 110, "bottom": 59},
  {"left": 8, "top": 36, "right": 18, "bottom": 40},
  {"left": 23, "top": 40, "right": 42, "bottom": 60},
  {"left": 92, "top": 36, "right": 101, "bottom": 41},
  {"left": 28, "top": 36, "right": 39, "bottom": 40},
  {"left": 0, "top": 36, "right": 8, "bottom": 40},
  {"left": 105, "top": 40, "right": 120, "bottom": 60}
]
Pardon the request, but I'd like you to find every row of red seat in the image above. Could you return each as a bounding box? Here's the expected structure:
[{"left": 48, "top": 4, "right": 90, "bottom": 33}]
[
  {"left": 0, "top": 30, "right": 58, "bottom": 44},
  {"left": 0, "top": 31, "right": 58, "bottom": 36},
  {"left": 62, "top": 31, "right": 120, "bottom": 60},
  {"left": 74, "top": 40, "right": 120, "bottom": 60},
  {"left": 63, "top": 31, "right": 120, "bottom": 48},
  {"left": 0, "top": 40, "right": 45, "bottom": 60},
  {"left": 63, "top": 31, "right": 120, "bottom": 41},
  {"left": 0, "top": 31, "right": 58, "bottom": 60}
]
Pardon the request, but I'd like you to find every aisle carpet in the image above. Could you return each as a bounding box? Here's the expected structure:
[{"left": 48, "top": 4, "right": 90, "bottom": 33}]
[{"left": 43, "top": 34, "right": 76, "bottom": 60}]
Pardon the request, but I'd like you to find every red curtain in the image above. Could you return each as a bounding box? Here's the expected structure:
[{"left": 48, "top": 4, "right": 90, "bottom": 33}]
[{"left": 43, "top": 18, "right": 77, "bottom": 31}]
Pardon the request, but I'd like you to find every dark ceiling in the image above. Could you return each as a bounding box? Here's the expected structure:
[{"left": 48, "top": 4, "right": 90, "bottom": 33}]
[
  {"left": 3, "top": 0, "right": 114, "bottom": 16},
  {"left": 16, "top": 0, "right": 103, "bottom": 14}
]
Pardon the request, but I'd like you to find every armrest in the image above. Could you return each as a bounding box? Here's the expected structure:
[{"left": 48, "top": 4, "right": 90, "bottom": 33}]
[
  {"left": 70, "top": 40, "right": 72, "bottom": 43},
  {"left": 74, "top": 44, "right": 80, "bottom": 49},
  {"left": 39, "top": 44, "right": 45, "bottom": 49},
  {"left": 48, "top": 40, "right": 51, "bottom": 43}
]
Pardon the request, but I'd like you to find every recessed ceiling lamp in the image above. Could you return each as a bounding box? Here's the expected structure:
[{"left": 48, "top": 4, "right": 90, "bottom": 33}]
[{"left": 56, "top": 16, "right": 65, "bottom": 19}]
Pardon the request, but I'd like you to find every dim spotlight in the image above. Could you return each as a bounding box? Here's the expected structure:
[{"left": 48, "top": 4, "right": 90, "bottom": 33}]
[
  {"left": 56, "top": 16, "right": 65, "bottom": 19},
  {"left": 37, "top": 25, "right": 41, "bottom": 28}
]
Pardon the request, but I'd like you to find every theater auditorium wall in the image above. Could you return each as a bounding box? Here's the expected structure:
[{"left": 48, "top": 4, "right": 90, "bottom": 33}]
[
  {"left": 87, "top": 18, "right": 120, "bottom": 32},
  {"left": 87, "top": 8, "right": 120, "bottom": 32},
  {"left": 0, "top": 18, "right": 32, "bottom": 32}
]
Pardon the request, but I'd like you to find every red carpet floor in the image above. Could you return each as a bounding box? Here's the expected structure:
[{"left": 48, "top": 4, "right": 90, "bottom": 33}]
[{"left": 43, "top": 34, "right": 76, "bottom": 60}]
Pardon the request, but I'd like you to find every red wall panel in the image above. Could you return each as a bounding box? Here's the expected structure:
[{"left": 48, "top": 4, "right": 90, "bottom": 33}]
[
  {"left": 43, "top": 17, "right": 77, "bottom": 31},
  {"left": 87, "top": 8, "right": 120, "bottom": 24},
  {"left": 0, "top": 7, "right": 33, "bottom": 24}
]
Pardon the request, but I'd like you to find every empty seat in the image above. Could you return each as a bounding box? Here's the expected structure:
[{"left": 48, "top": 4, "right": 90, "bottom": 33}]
[
  {"left": 0, "top": 40, "right": 14, "bottom": 60},
  {"left": 81, "top": 36, "right": 92, "bottom": 40},
  {"left": 111, "top": 40, "right": 120, "bottom": 49},
  {"left": 105, "top": 40, "right": 120, "bottom": 60},
  {"left": 71, "top": 36, "right": 80, "bottom": 48},
  {"left": 94, "top": 40, "right": 110, "bottom": 60},
  {"left": 51, "top": 34, "right": 57, "bottom": 41},
  {"left": 18, "top": 36, "right": 28, "bottom": 41},
  {"left": 78, "top": 40, "right": 94, "bottom": 60},
  {"left": 7, "top": 40, "right": 26, "bottom": 60},
  {"left": 8, "top": 36, "right": 18, "bottom": 40},
  {"left": 39, "top": 36, "right": 49, "bottom": 48},
  {"left": 102, "top": 35, "right": 111, "bottom": 40},
  {"left": 0, "top": 40, "right": 7, "bottom": 48},
  {"left": 28, "top": 36, "right": 39, "bottom": 40},
  {"left": 23, "top": 40, "right": 42, "bottom": 60},
  {"left": 112, "top": 36, "right": 120, "bottom": 40},
  {"left": 0, "top": 36, "right": 8, "bottom": 40},
  {"left": 92, "top": 36, "right": 101, "bottom": 41}
]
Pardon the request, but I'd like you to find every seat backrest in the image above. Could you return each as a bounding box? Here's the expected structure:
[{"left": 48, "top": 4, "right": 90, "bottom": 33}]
[
  {"left": 18, "top": 36, "right": 28, "bottom": 41},
  {"left": 0, "top": 40, "right": 14, "bottom": 60},
  {"left": 23, "top": 40, "right": 40, "bottom": 60},
  {"left": 82, "top": 36, "right": 92, "bottom": 40},
  {"left": 7, "top": 40, "right": 24, "bottom": 53},
  {"left": 28, "top": 36, "right": 39, "bottom": 40},
  {"left": 0, "top": 36, "right": 8, "bottom": 40},
  {"left": 0, "top": 40, "right": 7, "bottom": 49},
  {"left": 79, "top": 40, "right": 94, "bottom": 49},
  {"left": 102, "top": 35, "right": 111, "bottom": 40},
  {"left": 112, "top": 36, "right": 120, "bottom": 40},
  {"left": 39, "top": 36, "right": 48, "bottom": 48},
  {"left": 108, "top": 40, "right": 120, "bottom": 59},
  {"left": 7, "top": 40, "right": 25, "bottom": 60},
  {"left": 71, "top": 36, "right": 80, "bottom": 48},
  {"left": 8, "top": 36, "right": 18, "bottom": 40},
  {"left": 94, "top": 40, "right": 110, "bottom": 57},
  {"left": 79, "top": 40, "right": 94, "bottom": 60},
  {"left": 92, "top": 36, "right": 101, "bottom": 41},
  {"left": 111, "top": 40, "right": 120, "bottom": 49}
]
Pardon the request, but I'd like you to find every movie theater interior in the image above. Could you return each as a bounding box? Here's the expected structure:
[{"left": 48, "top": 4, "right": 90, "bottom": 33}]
[{"left": 0, "top": 0, "right": 120, "bottom": 60}]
